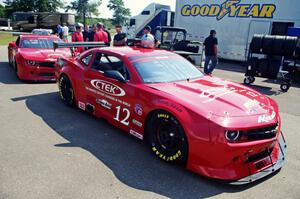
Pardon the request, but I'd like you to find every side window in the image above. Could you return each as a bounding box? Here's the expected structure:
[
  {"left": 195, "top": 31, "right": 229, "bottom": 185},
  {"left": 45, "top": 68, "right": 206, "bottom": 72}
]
[
  {"left": 91, "top": 52, "right": 130, "bottom": 80},
  {"left": 81, "top": 54, "right": 93, "bottom": 66}
]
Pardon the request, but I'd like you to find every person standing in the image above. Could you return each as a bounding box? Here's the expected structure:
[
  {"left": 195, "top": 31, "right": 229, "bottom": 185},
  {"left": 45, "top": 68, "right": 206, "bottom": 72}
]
[
  {"left": 203, "top": 30, "right": 218, "bottom": 75},
  {"left": 83, "top": 24, "right": 89, "bottom": 42},
  {"left": 94, "top": 23, "right": 108, "bottom": 44},
  {"left": 88, "top": 24, "right": 97, "bottom": 42},
  {"left": 62, "top": 23, "right": 69, "bottom": 42},
  {"left": 56, "top": 24, "right": 64, "bottom": 39},
  {"left": 141, "top": 26, "right": 155, "bottom": 48},
  {"left": 72, "top": 23, "right": 84, "bottom": 53},
  {"left": 103, "top": 25, "right": 111, "bottom": 46},
  {"left": 113, "top": 25, "right": 127, "bottom": 46}
]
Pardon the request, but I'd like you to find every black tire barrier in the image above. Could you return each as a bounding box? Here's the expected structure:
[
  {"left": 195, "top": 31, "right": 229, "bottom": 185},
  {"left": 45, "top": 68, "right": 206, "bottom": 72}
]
[
  {"left": 283, "top": 36, "right": 298, "bottom": 57},
  {"left": 268, "top": 59, "right": 281, "bottom": 79},
  {"left": 250, "top": 35, "right": 298, "bottom": 57},
  {"left": 250, "top": 34, "right": 264, "bottom": 53},
  {"left": 272, "top": 36, "right": 286, "bottom": 56},
  {"left": 262, "top": 35, "right": 274, "bottom": 55},
  {"left": 245, "top": 57, "right": 258, "bottom": 76},
  {"left": 258, "top": 58, "right": 269, "bottom": 77}
]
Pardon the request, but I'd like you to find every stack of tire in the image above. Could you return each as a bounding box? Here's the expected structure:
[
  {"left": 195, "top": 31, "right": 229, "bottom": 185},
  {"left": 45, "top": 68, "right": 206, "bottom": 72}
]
[{"left": 247, "top": 34, "right": 298, "bottom": 79}]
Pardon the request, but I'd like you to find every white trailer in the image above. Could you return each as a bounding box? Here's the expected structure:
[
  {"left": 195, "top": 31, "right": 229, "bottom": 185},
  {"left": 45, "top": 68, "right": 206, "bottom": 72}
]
[
  {"left": 126, "top": 3, "right": 174, "bottom": 39},
  {"left": 175, "top": 0, "right": 300, "bottom": 61}
]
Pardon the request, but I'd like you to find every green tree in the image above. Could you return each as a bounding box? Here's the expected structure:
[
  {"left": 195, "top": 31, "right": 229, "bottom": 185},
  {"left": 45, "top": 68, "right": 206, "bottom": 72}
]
[
  {"left": 0, "top": 4, "right": 5, "bottom": 18},
  {"left": 107, "top": 0, "right": 131, "bottom": 26},
  {"left": 4, "top": 0, "right": 63, "bottom": 17},
  {"left": 66, "top": 0, "right": 102, "bottom": 25}
]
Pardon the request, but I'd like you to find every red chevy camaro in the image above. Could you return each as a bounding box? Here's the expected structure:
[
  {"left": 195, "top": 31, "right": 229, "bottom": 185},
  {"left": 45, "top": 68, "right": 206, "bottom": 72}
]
[
  {"left": 54, "top": 44, "right": 286, "bottom": 184},
  {"left": 8, "top": 34, "right": 70, "bottom": 81}
]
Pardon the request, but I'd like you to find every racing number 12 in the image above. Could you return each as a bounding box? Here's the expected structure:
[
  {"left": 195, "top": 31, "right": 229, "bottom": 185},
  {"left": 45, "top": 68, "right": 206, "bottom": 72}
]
[{"left": 114, "top": 106, "right": 130, "bottom": 126}]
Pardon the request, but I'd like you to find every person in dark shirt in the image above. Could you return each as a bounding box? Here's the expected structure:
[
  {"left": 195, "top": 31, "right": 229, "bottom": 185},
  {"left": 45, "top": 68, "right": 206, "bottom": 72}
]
[
  {"left": 88, "top": 24, "right": 97, "bottom": 42},
  {"left": 203, "top": 30, "right": 218, "bottom": 75},
  {"left": 113, "top": 25, "right": 127, "bottom": 46},
  {"left": 83, "top": 24, "right": 89, "bottom": 41},
  {"left": 103, "top": 25, "right": 111, "bottom": 46}
]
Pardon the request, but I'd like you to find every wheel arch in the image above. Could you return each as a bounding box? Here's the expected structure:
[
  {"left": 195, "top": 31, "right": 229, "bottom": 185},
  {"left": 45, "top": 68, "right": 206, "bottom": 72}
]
[{"left": 143, "top": 100, "right": 193, "bottom": 143}]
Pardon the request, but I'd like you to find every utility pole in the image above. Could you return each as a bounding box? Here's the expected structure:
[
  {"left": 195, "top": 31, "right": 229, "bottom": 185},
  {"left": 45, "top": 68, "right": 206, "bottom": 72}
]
[{"left": 83, "top": 0, "right": 88, "bottom": 26}]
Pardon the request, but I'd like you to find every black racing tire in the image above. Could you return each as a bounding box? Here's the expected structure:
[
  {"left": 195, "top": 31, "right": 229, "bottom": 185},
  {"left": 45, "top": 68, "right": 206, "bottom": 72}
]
[
  {"left": 258, "top": 58, "right": 269, "bottom": 77},
  {"left": 245, "top": 57, "right": 258, "bottom": 76},
  {"left": 272, "top": 36, "right": 286, "bottom": 56},
  {"left": 13, "top": 58, "right": 20, "bottom": 79},
  {"left": 250, "top": 76, "right": 255, "bottom": 83},
  {"left": 283, "top": 36, "right": 298, "bottom": 57},
  {"left": 250, "top": 34, "right": 264, "bottom": 54},
  {"left": 262, "top": 35, "right": 274, "bottom": 55},
  {"left": 59, "top": 75, "right": 75, "bottom": 106},
  {"left": 244, "top": 77, "right": 251, "bottom": 85},
  {"left": 280, "top": 82, "right": 291, "bottom": 92},
  {"left": 268, "top": 59, "right": 281, "bottom": 79},
  {"left": 146, "top": 111, "right": 188, "bottom": 164}
]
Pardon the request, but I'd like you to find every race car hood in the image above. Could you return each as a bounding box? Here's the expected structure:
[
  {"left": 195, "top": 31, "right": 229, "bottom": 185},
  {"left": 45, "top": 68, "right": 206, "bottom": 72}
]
[
  {"left": 19, "top": 48, "right": 70, "bottom": 61},
  {"left": 148, "top": 76, "right": 274, "bottom": 118}
]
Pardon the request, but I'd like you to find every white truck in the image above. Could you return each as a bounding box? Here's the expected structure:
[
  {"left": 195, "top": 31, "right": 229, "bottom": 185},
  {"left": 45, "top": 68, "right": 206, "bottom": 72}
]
[{"left": 175, "top": 0, "right": 300, "bottom": 61}]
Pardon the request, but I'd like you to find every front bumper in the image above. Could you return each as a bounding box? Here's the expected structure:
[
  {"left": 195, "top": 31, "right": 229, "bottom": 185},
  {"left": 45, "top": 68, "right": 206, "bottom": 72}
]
[
  {"left": 18, "top": 65, "right": 56, "bottom": 81},
  {"left": 230, "top": 132, "right": 286, "bottom": 185}
]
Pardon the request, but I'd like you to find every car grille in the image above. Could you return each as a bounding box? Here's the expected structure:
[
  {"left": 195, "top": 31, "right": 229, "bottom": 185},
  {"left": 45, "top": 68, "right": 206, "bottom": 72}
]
[
  {"left": 39, "top": 62, "right": 55, "bottom": 68},
  {"left": 246, "top": 148, "right": 273, "bottom": 163},
  {"left": 241, "top": 124, "right": 278, "bottom": 141},
  {"left": 39, "top": 72, "right": 54, "bottom": 77}
]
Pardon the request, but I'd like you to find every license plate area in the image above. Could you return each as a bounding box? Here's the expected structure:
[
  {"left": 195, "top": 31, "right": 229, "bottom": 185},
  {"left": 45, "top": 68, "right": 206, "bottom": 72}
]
[{"left": 255, "top": 156, "right": 272, "bottom": 170}]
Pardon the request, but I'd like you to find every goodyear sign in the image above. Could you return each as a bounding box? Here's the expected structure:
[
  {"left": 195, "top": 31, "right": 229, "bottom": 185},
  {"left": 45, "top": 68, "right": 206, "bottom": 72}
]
[{"left": 181, "top": 0, "right": 276, "bottom": 20}]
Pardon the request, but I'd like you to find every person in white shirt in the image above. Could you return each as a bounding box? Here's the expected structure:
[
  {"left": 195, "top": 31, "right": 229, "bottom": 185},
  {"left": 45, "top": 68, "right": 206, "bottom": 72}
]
[
  {"left": 141, "top": 26, "right": 155, "bottom": 48},
  {"left": 62, "top": 23, "right": 69, "bottom": 42}
]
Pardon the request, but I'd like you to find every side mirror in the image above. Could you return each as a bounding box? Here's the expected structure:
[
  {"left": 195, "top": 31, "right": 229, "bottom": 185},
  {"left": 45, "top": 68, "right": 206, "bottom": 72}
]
[{"left": 104, "top": 70, "right": 126, "bottom": 83}]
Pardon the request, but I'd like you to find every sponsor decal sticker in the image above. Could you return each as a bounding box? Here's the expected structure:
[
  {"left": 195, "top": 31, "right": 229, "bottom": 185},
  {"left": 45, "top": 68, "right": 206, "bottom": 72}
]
[
  {"left": 90, "top": 79, "right": 125, "bottom": 97},
  {"left": 130, "top": 129, "right": 143, "bottom": 140},
  {"left": 152, "top": 147, "right": 182, "bottom": 161},
  {"left": 181, "top": 0, "right": 276, "bottom": 20},
  {"left": 134, "top": 104, "right": 143, "bottom": 116},
  {"left": 158, "top": 114, "right": 169, "bottom": 119},
  {"left": 96, "top": 99, "right": 112, "bottom": 110},
  {"left": 258, "top": 111, "right": 276, "bottom": 123},
  {"left": 78, "top": 101, "right": 85, "bottom": 111},
  {"left": 132, "top": 119, "right": 143, "bottom": 127}
]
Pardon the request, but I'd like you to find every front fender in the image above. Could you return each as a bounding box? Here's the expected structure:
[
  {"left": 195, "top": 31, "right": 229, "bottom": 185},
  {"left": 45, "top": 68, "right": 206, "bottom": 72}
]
[{"left": 149, "top": 99, "right": 210, "bottom": 142}]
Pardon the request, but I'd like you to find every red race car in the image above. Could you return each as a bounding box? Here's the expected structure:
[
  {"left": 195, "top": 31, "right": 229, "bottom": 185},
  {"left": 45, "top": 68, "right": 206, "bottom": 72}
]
[
  {"left": 8, "top": 34, "right": 70, "bottom": 81},
  {"left": 54, "top": 43, "right": 286, "bottom": 185}
]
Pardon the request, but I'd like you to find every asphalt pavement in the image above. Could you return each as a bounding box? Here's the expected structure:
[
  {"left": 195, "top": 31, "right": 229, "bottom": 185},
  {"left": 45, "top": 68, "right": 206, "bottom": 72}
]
[{"left": 0, "top": 45, "right": 300, "bottom": 199}]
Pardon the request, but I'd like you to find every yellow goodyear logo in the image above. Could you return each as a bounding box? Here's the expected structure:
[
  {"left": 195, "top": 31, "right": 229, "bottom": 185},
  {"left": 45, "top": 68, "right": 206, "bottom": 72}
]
[{"left": 181, "top": 0, "right": 276, "bottom": 20}]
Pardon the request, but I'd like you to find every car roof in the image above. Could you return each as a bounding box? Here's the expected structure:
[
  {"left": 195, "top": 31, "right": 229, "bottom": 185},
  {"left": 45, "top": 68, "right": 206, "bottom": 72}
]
[{"left": 98, "top": 46, "right": 177, "bottom": 58}]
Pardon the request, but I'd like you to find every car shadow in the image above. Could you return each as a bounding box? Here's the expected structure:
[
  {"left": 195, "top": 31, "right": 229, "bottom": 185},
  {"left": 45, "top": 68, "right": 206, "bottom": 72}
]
[
  {"left": 0, "top": 61, "right": 55, "bottom": 84},
  {"left": 11, "top": 92, "right": 275, "bottom": 199}
]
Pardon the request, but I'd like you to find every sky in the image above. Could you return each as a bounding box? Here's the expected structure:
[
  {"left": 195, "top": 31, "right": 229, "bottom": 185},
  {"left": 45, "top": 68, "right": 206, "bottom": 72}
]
[{"left": 0, "top": 0, "right": 176, "bottom": 19}]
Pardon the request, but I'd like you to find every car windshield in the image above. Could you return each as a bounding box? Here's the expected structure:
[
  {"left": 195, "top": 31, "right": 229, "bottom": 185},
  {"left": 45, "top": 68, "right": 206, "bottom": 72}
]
[
  {"left": 21, "top": 38, "right": 60, "bottom": 49},
  {"left": 131, "top": 55, "right": 204, "bottom": 83}
]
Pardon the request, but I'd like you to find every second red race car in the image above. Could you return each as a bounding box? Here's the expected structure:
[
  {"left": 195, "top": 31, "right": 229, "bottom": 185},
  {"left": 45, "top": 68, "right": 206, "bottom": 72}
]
[
  {"left": 54, "top": 42, "right": 286, "bottom": 185},
  {"left": 8, "top": 34, "right": 70, "bottom": 81}
]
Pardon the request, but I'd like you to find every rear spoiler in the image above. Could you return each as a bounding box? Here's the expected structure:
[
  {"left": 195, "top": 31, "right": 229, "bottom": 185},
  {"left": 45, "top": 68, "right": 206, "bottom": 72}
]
[
  {"left": 53, "top": 41, "right": 106, "bottom": 51},
  {"left": 12, "top": 32, "right": 32, "bottom": 37}
]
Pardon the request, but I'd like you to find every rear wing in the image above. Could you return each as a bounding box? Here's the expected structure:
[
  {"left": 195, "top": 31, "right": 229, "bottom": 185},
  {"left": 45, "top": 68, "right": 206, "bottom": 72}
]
[
  {"left": 53, "top": 42, "right": 106, "bottom": 51},
  {"left": 12, "top": 32, "right": 32, "bottom": 37},
  {"left": 53, "top": 42, "right": 107, "bottom": 56}
]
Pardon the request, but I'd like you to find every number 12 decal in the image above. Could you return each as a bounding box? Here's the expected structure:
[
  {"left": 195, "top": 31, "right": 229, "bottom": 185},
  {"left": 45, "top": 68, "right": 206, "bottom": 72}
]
[{"left": 114, "top": 106, "right": 130, "bottom": 126}]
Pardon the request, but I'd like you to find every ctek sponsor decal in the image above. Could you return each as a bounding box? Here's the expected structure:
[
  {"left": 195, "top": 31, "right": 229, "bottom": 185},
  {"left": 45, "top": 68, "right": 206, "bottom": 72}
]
[
  {"left": 91, "top": 80, "right": 125, "bottom": 97},
  {"left": 181, "top": 0, "right": 276, "bottom": 20}
]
